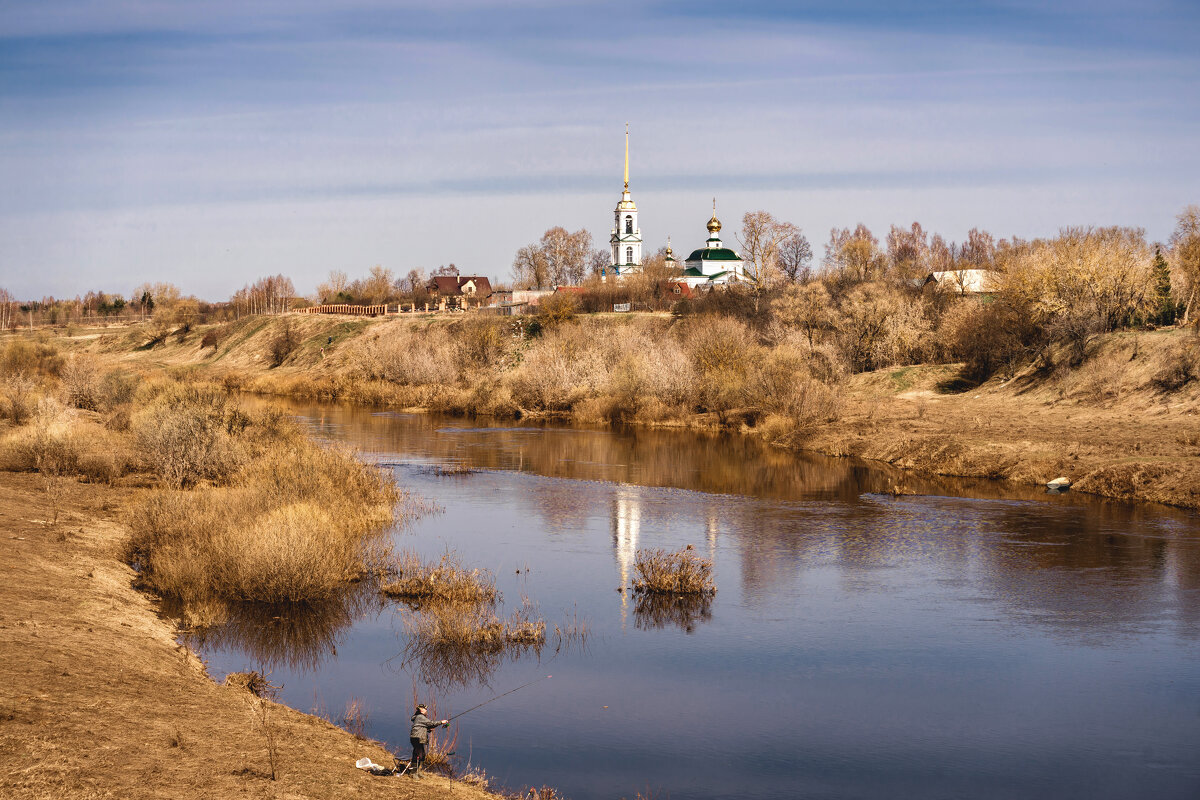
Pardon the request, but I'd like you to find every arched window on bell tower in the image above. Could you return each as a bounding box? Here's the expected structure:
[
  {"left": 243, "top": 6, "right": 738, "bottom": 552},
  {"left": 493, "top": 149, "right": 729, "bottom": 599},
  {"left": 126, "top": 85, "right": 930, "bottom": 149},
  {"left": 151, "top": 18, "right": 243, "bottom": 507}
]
[
  {"left": 626, "top": 246, "right": 633, "bottom": 264},
  {"left": 625, "top": 215, "right": 633, "bottom": 234}
]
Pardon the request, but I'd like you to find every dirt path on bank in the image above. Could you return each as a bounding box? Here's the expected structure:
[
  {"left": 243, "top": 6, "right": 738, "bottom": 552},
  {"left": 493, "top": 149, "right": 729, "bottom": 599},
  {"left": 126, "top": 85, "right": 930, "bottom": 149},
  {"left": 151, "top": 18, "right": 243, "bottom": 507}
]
[{"left": 0, "top": 472, "right": 499, "bottom": 800}]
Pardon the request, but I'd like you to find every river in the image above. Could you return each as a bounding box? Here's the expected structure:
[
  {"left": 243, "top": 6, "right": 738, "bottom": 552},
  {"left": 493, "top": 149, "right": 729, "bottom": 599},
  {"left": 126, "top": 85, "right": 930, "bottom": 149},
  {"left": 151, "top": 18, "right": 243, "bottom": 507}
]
[{"left": 189, "top": 400, "right": 1200, "bottom": 799}]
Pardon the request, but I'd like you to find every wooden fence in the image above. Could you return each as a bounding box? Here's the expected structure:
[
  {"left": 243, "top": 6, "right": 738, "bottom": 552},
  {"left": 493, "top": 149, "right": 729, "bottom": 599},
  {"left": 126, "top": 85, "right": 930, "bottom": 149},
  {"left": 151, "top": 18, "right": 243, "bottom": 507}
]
[{"left": 297, "top": 304, "right": 389, "bottom": 317}]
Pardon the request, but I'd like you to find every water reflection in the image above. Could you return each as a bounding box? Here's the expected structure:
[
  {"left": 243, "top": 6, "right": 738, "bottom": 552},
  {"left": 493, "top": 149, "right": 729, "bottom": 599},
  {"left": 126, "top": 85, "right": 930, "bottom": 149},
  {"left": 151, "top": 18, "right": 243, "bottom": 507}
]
[
  {"left": 612, "top": 489, "right": 639, "bottom": 626},
  {"left": 634, "top": 592, "right": 714, "bottom": 633},
  {"left": 176, "top": 583, "right": 385, "bottom": 673},
  {"left": 200, "top": 400, "right": 1200, "bottom": 800}
]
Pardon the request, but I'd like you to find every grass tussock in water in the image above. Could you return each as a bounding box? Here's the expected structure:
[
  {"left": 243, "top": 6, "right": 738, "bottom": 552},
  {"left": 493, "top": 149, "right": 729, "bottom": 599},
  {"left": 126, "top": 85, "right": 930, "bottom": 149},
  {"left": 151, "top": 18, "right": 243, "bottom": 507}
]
[
  {"left": 404, "top": 598, "right": 545, "bottom": 653},
  {"left": 633, "top": 545, "right": 717, "bottom": 596},
  {"left": 381, "top": 550, "right": 498, "bottom": 605},
  {"left": 400, "top": 597, "right": 546, "bottom": 689}
]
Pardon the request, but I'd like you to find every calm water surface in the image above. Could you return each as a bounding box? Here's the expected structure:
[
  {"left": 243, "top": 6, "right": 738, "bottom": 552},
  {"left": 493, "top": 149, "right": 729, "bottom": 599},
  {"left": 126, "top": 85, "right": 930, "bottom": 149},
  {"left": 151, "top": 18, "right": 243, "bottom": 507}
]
[{"left": 192, "top": 401, "right": 1200, "bottom": 800}]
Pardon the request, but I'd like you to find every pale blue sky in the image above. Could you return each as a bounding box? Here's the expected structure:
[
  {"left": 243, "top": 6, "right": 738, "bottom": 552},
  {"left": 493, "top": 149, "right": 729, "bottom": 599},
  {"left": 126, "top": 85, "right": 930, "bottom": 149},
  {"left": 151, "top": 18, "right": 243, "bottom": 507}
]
[{"left": 2, "top": 0, "right": 1198, "bottom": 299}]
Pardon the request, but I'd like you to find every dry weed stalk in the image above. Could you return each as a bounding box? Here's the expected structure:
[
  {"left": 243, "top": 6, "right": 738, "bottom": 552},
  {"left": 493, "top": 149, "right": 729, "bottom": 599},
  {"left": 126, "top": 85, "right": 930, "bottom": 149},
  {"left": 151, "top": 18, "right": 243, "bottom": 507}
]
[
  {"left": 340, "top": 697, "right": 369, "bottom": 739},
  {"left": 225, "top": 671, "right": 281, "bottom": 780}
]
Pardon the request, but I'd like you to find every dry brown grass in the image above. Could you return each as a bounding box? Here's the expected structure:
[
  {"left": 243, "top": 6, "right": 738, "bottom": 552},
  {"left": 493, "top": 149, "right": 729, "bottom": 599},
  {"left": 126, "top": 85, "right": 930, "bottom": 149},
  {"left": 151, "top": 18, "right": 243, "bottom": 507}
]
[
  {"left": 400, "top": 598, "right": 546, "bottom": 689},
  {"left": 404, "top": 599, "right": 545, "bottom": 653},
  {"left": 382, "top": 550, "right": 498, "bottom": 605},
  {"left": 632, "top": 546, "right": 717, "bottom": 596},
  {"left": 127, "top": 442, "right": 402, "bottom": 604}
]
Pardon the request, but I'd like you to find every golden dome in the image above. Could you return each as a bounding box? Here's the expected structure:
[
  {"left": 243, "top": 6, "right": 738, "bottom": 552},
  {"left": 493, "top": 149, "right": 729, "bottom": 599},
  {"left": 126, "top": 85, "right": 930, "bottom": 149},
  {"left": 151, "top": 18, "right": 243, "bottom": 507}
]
[{"left": 707, "top": 214, "right": 722, "bottom": 234}]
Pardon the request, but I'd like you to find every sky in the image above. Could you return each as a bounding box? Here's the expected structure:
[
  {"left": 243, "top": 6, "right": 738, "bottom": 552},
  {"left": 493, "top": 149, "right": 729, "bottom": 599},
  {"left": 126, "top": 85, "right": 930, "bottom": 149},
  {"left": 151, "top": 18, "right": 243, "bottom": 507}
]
[{"left": 2, "top": 0, "right": 1199, "bottom": 300}]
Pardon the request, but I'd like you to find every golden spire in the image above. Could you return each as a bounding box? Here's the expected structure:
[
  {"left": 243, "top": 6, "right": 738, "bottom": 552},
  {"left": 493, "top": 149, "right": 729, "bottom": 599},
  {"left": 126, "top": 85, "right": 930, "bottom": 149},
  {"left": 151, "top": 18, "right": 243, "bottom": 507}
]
[
  {"left": 623, "top": 123, "right": 629, "bottom": 190},
  {"left": 707, "top": 198, "right": 722, "bottom": 234}
]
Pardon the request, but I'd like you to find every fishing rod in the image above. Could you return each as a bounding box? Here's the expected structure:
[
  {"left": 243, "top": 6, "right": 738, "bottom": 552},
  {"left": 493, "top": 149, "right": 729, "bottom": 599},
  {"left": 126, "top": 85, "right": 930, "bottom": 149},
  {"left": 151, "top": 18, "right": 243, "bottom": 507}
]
[{"left": 445, "top": 674, "right": 552, "bottom": 723}]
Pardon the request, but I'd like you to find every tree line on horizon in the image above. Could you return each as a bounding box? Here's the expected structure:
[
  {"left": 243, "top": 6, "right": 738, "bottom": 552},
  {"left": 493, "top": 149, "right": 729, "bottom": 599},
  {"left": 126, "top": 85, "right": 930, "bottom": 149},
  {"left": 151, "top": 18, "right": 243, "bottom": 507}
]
[{"left": 2, "top": 206, "right": 1198, "bottom": 339}]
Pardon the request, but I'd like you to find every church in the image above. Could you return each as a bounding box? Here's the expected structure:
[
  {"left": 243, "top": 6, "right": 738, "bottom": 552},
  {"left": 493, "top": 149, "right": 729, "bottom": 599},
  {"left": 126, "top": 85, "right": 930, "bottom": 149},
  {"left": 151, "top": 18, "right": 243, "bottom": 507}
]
[{"left": 605, "top": 127, "right": 749, "bottom": 288}]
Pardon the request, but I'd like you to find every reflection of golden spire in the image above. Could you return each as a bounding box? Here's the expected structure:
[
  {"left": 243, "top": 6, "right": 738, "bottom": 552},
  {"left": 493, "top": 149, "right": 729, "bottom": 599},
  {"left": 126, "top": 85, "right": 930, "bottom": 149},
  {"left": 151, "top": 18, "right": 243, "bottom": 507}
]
[{"left": 623, "top": 123, "right": 630, "bottom": 190}]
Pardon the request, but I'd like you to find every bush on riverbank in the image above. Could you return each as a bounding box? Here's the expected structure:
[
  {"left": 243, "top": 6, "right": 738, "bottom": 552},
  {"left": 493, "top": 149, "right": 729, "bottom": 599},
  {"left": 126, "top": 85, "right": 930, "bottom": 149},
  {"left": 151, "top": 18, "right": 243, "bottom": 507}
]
[{"left": 127, "top": 442, "right": 401, "bottom": 604}]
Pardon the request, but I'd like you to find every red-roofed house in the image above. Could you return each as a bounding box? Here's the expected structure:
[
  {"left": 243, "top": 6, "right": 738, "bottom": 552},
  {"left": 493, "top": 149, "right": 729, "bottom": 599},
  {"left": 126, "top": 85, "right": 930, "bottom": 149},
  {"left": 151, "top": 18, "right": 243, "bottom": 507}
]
[{"left": 426, "top": 276, "right": 494, "bottom": 309}]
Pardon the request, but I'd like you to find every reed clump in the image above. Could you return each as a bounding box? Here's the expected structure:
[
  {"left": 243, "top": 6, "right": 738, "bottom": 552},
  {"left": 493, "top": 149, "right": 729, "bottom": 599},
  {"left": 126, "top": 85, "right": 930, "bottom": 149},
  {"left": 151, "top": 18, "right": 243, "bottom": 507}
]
[
  {"left": 404, "top": 600, "right": 545, "bottom": 654},
  {"left": 400, "top": 597, "right": 546, "bottom": 689},
  {"left": 632, "top": 545, "right": 716, "bottom": 596},
  {"left": 127, "top": 442, "right": 402, "bottom": 604},
  {"left": 381, "top": 550, "right": 498, "bottom": 605}
]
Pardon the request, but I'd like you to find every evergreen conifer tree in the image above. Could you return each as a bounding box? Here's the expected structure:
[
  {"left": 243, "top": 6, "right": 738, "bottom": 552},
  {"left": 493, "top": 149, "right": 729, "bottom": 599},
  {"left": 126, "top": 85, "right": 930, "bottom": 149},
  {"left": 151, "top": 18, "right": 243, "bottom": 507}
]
[{"left": 1151, "top": 246, "right": 1175, "bottom": 325}]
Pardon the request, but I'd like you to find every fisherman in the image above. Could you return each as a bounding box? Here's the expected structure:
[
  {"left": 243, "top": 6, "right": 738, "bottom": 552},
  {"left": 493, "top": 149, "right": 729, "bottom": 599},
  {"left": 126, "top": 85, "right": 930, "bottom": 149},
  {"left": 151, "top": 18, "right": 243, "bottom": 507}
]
[{"left": 406, "top": 703, "right": 448, "bottom": 779}]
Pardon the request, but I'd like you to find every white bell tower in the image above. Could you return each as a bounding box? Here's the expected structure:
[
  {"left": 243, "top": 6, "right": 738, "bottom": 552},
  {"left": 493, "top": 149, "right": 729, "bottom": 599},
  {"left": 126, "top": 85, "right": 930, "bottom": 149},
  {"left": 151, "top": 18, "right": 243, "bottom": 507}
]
[{"left": 609, "top": 124, "right": 642, "bottom": 278}]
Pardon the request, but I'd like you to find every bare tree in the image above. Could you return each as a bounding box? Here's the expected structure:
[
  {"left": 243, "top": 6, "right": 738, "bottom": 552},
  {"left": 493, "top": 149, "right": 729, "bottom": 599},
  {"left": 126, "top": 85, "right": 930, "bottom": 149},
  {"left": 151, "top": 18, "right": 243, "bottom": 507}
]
[
  {"left": 777, "top": 231, "right": 814, "bottom": 283},
  {"left": 589, "top": 249, "right": 611, "bottom": 277},
  {"left": 512, "top": 244, "right": 549, "bottom": 289},
  {"left": 774, "top": 282, "right": 832, "bottom": 347},
  {"left": 737, "top": 211, "right": 797, "bottom": 286},
  {"left": 131, "top": 282, "right": 182, "bottom": 317},
  {"left": 231, "top": 275, "right": 296, "bottom": 316},
  {"left": 960, "top": 228, "right": 996, "bottom": 270},
  {"left": 1170, "top": 205, "right": 1200, "bottom": 323},
  {"left": 928, "top": 234, "right": 956, "bottom": 273},
  {"left": 512, "top": 227, "right": 593, "bottom": 288},
  {"left": 1003, "top": 226, "right": 1152, "bottom": 362},
  {"left": 823, "top": 224, "right": 883, "bottom": 283},
  {"left": 316, "top": 270, "right": 349, "bottom": 303},
  {"left": 0, "top": 288, "right": 14, "bottom": 331},
  {"left": 360, "top": 265, "right": 395, "bottom": 304},
  {"left": 886, "top": 222, "right": 929, "bottom": 281}
]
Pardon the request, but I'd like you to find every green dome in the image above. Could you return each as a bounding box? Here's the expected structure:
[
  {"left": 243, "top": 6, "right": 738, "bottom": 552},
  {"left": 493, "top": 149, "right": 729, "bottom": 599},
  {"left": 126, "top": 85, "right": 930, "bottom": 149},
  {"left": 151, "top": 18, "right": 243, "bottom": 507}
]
[{"left": 686, "top": 247, "right": 741, "bottom": 261}]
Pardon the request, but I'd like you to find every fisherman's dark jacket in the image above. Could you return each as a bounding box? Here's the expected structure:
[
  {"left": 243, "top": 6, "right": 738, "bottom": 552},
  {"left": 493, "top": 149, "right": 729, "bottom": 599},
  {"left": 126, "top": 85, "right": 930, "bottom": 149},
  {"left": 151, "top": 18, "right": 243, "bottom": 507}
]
[{"left": 410, "top": 712, "right": 440, "bottom": 743}]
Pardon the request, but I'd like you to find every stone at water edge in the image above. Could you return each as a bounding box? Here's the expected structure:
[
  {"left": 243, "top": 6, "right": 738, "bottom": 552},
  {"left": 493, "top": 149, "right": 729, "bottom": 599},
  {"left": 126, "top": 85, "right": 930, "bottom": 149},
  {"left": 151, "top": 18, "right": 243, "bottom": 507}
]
[{"left": 1046, "top": 477, "right": 1072, "bottom": 490}]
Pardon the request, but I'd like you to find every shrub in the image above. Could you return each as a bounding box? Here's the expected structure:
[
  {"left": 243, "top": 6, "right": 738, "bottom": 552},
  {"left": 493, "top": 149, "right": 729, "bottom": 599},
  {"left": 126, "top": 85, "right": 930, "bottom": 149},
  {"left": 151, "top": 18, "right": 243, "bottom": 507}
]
[
  {"left": 1151, "top": 341, "right": 1200, "bottom": 391},
  {"left": 358, "top": 326, "right": 459, "bottom": 386},
  {"left": 382, "top": 550, "right": 498, "bottom": 606},
  {"left": 60, "top": 355, "right": 103, "bottom": 411},
  {"left": 633, "top": 546, "right": 716, "bottom": 596},
  {"left": 3, "top": 400, "right": 81, "bottom": 475},
  {"left": 454, "top": 317, "right": 510, "bottom": 369},
  {"left": 1, "top": 372, "right": 37, "bottom": 425},
  {"left": 536, "top": 292, "right": 578, "bottom": 327},
  {"left": 269, "top": 319, "right": 300, "bottom": 367},
  {"left": 144, "top": 318, "right": 172, "bottom": 347},
  {"left": 126, "top": 441, "right": 402, "bottom": 604},
  {"left": 403, "top": 599, "right": 545, "bottom": 655},
  {"left": 0, "top": 338, "right": 63, "bottom": 377},
  {"left": 131, "top": 385, "right": 247, "bottom": 488},
  {"left": 99, "top": 369, "right": 139, "bottom": 409},
  {"left": 508, "top": 325, "right": 606, "bottom": 411},
  {"left": 945, "top": 298, "right": 1046, "bottom": 382},
  {"left": 200, "top": 326, "right": 226, "bottom": 350}
]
